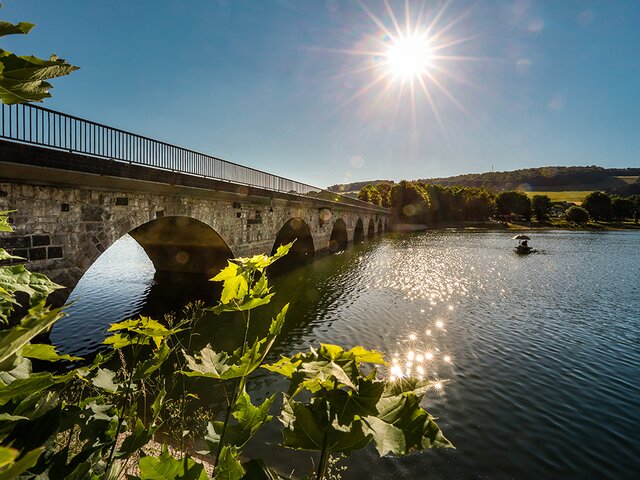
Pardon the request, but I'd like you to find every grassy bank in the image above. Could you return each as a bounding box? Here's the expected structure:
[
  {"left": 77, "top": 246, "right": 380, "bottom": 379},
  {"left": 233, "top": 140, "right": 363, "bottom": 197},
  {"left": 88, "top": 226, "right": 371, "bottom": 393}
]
[{"left": 522, "top": 190, "right": 594, "bottom": 204}]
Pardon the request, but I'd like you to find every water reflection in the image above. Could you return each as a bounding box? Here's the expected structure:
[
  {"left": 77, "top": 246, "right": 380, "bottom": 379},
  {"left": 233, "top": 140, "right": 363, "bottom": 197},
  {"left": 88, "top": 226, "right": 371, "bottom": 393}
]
[{"left": 51, "top": 230, "right": 640, "bottom": 479}]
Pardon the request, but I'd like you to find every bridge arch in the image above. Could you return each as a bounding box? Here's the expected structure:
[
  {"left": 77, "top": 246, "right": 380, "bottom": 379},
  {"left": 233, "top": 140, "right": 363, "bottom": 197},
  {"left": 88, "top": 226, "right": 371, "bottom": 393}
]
[
  {"left": 367, "top": 218, "right": 375, "bottom": 238},
  {"left": 270, "top": 217, "right": 314, "bottom": 272},
  {"left": 377, "top": 218, "right": 383, "bottom": 235},
  {"left": 129, "top": 216, "right": 234, "bottom": 278},
  {"left": 328, "top": 218, "right": 348, "bottom": 252},
  {"left": 353, "top": 218, "right": 365, "bottom": 244}
]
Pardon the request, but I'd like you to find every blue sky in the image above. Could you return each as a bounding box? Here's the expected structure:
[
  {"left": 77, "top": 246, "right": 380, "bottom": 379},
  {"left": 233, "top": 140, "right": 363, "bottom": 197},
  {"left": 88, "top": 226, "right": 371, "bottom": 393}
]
[{"left": 2, "top": 0, "right": 639, "bottom": 187}]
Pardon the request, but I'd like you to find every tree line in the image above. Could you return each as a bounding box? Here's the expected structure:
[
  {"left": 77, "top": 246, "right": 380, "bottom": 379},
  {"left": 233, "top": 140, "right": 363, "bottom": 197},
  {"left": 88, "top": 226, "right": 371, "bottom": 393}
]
[
  {"left": 330, "top": 166, "right": 640, "bottom": 194},
  {"left": 358, "top": 181, "right": 640, "bottom": 225}
]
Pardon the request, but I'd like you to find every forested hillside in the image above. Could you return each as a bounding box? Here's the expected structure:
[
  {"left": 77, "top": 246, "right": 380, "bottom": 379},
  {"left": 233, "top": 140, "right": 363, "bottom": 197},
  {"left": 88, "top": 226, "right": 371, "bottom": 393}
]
[{"left": 327, "top": 166, "right": 640, "bottom": 193}]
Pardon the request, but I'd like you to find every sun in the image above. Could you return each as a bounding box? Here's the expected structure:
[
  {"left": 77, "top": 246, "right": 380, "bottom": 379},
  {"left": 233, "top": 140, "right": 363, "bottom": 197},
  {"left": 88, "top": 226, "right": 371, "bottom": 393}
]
[
  {"left": 326, "top": 1, "right": 481, "bottom": 132},
  {"left": 385, "top": 33, "right": 432, "bottom": 81}
]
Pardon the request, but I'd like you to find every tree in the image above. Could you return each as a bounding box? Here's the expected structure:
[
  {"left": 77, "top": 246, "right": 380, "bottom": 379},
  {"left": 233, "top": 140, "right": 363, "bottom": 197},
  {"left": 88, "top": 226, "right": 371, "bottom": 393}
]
[
  {"left": 565, "top": 205, "right": 589, "bottom": 223},
  {"left": 0, "top": 14, "right": 78, "bottom": 104},
  {"left": 358, "top": 185, "right": 382, "bottom": 206},
  {"left": 495, "top": 191, "right": 532, "bottom": 220},
  {"left": 462, "top": 188, "right": 495, "bottom": 221},
  {"left": 390, "top": 181, "right": 430, "bottom": 224},
  {"left": 611, "top": 196, "right": 634, "bottom": 221},
  {"left": 582, "top": 191, "right": 612, "bottom": 221},
  {"left": 531, "top": 195, "right": 552, "bottom": 221},
  {"left": 630, "top": 195, "right": 640, "bottom": 223},
  {"left": 374, "top": 182, "right": 393, "bottom": 208}
]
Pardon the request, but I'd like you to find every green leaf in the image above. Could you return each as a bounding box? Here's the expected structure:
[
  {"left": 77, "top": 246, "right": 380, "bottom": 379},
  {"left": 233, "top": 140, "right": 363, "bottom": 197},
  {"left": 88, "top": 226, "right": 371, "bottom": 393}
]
[
  {"left": 0, "top": 446, "right": 18, "bottom": 469},
  {"left": 151, "top": 385, "right": 167, "bottom": 421},
  {"left": 116, "top": 418, "right": 153, "bottom": 459},
  {"left": 103, "top": 332, "right": 149, "bottom": 350},
  {"left": 261, "top": 356, "right": 300, "bottom": 378},
  {"left": 185, "top": 306, "right": 287, "bottom": 381},
  {"left": 0, "top": 413, "right": 28, "bottom": 423},
  {"left": 0, "top": 356, "right": 31, "bottom": 384},
  {"left": 268, "top": 304, "right": 288, "bottom": 336},
  {"left": 0, "top": 372, "right": 55, "bottom": 406},
  {"left": 0, "top": 249, "right": 22, "bottom": 262},
  {"left": 271, "top": 242, "right": 293, "bottom": 263},
  {"left": 240, "top": 459, "right": 288, "bottom": 480},
  {"left": 322, "top": 375, "right": 385, "bottom": 426},
  {"left": 0, "top": 212, "right": 14, "bottom": 233},
  {"left": 211, "top": 262, "right": 248, "bottom": 305},
  {"left": 0, "top": 21, "right": 34, "bottom": 38},
  {"left": 133, "top": 342, "right": 171, "bottom": 381},
  {"left": 361, "top": 379, "right": 453, "bottom": 456},
  {"left": 268, "top": 343, "right": 385, "bottom": 397},
  {"left": 183, "top": 346, "right": 231, "bottom": 379},
  {"left": 91, "top": 368, "right": 120, "bottom": 393},
  {"left": 279, "top": 396, "right": 371, "bottom": 455},
  {"left": 0, "top": 50, "right": 79, "bottom": 104},
  {"left": 107, "top": 316, "right": 176, "bottom": 349},
  {"left": 250, "top": 273, "right": 269, "bottom": 297},
  {"left": 213, "top": 445, "right": 244, "bottom": 480},
  {"left": 0, "top": 446, "right": 43, "bottom": 479},
  {"left": 345, "top": 346, "right": 386, "bottom": 365},
  {"left": 21, "top": 343, "right": 81, "bottom": 362},
  {"left": 207, "top": 390, "right": 275, "bottom": 449},
  {"left": 138, "top": 448, "right": 208, "bottom": 480},
  {"left": 0, "top": 263, "right": 63, "bottom": 306},
  {"left": 290, "top": 359, "right": 355, "bottom": 395}
]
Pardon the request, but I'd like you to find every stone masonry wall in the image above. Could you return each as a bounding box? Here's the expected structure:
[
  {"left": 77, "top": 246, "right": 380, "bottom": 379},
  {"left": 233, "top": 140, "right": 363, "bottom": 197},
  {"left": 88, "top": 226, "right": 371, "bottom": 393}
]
[{"left": 0, "top": 182, "right": 387, "bottom": 301}]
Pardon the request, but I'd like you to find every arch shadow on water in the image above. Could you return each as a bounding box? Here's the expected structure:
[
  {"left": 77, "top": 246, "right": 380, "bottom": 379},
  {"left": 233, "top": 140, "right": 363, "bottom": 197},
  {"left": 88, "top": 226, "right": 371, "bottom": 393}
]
[
  {"left": 367, "top": 218, "right": 375, "bottom": 238},
  {"left": 51, "top": 216, "right": 234, "bottom": 356},
  {"left": 329, "top": 218, "right": 348, "bottom": 252},
  {"left": 353, "top": 218, "right": 365, "bottom": 244},
  {"left": 269, "top": 217, "right": 315, "bottom": 275}
]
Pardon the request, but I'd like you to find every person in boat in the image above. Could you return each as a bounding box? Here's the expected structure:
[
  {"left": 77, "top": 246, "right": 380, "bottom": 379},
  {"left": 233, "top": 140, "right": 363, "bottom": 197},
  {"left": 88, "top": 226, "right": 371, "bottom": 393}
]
[{"left": 521, "top": 240, "right": 528, "bottom": 248}]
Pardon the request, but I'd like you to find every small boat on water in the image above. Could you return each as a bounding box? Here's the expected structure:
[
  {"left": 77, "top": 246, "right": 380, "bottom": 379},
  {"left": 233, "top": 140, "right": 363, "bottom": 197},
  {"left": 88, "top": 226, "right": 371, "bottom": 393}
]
[{"left": 513, "top": 234, "right": 534, "bottom": 254}]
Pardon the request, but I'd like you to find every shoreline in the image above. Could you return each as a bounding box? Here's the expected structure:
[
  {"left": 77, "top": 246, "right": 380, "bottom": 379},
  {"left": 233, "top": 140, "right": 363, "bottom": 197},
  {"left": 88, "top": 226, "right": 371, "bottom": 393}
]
[{"left": 391, "top": 220, "right": 640, "bottom": 233}]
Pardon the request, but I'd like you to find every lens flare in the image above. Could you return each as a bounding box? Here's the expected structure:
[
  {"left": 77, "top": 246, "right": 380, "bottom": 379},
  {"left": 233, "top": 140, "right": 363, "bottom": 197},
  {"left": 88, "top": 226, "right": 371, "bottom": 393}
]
[{"left": 385, "top": 34, "right": 432, "bottom": 81}]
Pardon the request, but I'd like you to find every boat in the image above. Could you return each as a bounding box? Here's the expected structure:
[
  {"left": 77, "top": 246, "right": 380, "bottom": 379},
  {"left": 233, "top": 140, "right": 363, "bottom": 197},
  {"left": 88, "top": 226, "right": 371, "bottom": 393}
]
[
  {"left": 514, "top": 244, "right": 533, "bottom": 254},
  {"left": 513, "top": 234, "right": 534, "bottom": 254}
]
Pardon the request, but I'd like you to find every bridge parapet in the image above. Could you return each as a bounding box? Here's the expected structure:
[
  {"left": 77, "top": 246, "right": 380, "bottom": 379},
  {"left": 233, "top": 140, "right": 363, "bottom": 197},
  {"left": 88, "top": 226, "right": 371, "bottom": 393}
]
[{"left": 0, "top": 103, "right": 386, "bottom": 214}]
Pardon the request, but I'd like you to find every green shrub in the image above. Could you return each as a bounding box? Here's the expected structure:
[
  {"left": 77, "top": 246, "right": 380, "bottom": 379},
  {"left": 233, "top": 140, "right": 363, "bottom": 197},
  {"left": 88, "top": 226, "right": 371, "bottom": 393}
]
[{"left": 565, "top": 205, "right": 590, "bottom": 223}]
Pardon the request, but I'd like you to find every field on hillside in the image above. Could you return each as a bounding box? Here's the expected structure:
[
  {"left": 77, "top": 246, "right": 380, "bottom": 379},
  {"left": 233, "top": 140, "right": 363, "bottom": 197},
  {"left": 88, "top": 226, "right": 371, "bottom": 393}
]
[
  {"left": 616, "top": 176, "right": 639, "bottom": 184},
  {"left": 523, "top": 191, "right": 594, "bottom": 204}
]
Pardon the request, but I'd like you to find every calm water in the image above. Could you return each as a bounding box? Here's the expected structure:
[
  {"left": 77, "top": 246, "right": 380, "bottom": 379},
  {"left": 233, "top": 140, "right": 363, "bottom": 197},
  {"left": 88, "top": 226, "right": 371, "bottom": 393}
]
[{"left": 51, "top": 230, "right": 640, "bottom": 479}]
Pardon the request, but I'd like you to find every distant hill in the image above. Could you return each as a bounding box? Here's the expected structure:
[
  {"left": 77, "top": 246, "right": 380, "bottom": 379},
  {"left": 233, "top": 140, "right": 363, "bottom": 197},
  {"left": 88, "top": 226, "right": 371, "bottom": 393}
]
[
  {"left": 327, "top": 180, "right": 394, "bottom": 193},
  {"left": 327, "top": 166, "right": 640, "bottom": 193}
]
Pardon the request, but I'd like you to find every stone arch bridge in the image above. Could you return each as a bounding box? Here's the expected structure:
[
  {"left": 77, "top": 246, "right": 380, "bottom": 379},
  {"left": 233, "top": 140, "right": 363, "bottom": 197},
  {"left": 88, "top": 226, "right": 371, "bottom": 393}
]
[{"left": 0, "top": 104, "right": 389, "bottom": 303}]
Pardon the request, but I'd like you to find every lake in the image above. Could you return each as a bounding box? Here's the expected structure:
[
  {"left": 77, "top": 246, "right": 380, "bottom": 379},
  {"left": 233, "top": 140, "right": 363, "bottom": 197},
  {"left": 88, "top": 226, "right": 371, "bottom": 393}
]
[{"left": 51, "top": 230, "right": 640, "bottom": 479}]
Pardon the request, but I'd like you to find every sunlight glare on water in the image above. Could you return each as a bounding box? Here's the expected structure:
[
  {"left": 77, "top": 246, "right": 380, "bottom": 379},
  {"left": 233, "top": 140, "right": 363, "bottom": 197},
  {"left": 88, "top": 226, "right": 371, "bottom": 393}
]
[{"left": 53, "top": 230, "right": 640, "bottom": 479}]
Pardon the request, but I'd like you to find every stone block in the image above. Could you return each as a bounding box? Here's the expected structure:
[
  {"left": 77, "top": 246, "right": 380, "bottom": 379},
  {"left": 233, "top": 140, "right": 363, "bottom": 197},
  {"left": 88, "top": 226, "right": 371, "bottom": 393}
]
[
  {"left": 47, "top": 246, "right": 63, "bottom": 259},
  {"left": 32, "top": 235, "right": 51, "bottom": 247},
  {"left": 81, "top": 204, "right": 104, "bottom": 222},
  {"left": 11, "top": 248, "right": 28, "bottom": 260},
  {"left": 28, "top": 247, "right": 47, "bottom": 261},
  {"left": 1, "top": 236, "right": 30, "bottom": 249}
]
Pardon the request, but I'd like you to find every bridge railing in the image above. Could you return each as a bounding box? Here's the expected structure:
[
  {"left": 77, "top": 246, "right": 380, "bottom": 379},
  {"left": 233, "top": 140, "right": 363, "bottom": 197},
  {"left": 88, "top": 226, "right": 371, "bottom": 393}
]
[{"left": 0, "top": 103, "right": 388, "bottom": 212}]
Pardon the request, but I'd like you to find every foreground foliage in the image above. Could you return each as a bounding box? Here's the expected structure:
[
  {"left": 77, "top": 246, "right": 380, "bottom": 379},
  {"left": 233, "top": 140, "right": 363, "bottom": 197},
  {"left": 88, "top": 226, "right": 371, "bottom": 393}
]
[
  {"left": 0, "top": 213, "right": 451, "bottom": 479},
  {"left": 0, "top": 10, "right": 78, "bottom": 104}
]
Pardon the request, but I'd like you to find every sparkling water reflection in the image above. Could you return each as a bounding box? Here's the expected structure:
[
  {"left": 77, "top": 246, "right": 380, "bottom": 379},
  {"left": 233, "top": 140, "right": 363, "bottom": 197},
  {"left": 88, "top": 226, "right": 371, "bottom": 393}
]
[{"left": 52, "top": 230, "right": 640, "bottom": 479}]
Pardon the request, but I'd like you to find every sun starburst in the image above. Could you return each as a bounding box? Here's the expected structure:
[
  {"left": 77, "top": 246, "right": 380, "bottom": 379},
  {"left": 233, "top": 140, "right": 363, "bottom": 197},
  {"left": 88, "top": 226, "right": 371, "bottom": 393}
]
[{"left": 331, "top": 0, "right": 483, "bottom": 133}]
